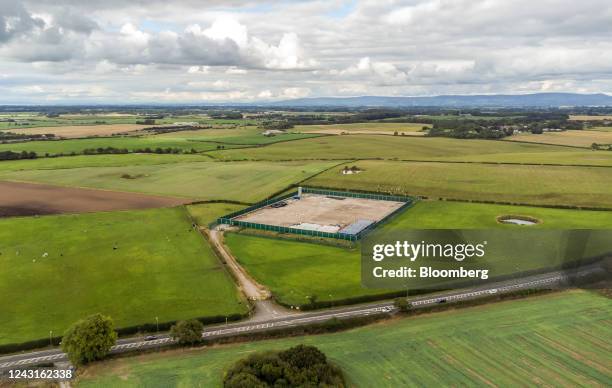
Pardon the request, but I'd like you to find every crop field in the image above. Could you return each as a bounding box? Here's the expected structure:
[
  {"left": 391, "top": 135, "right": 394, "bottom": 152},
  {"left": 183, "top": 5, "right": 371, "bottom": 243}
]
[
  {"left": 569, "top": 115, "right": 612, "bottom": 121},
  {"left": 0, "top": 207, "right": 248, "bottom": 345},
  {"left": 294, "top": 122, "right": 429, "bottom": 135},
  {"left": 506, "top": 130, "right": 612, "bottom": 148},
  {"left": 76, "top": 290, "right": 612, "bottom": 387},
  {"left": 306, "top": 160, "right": 612, "bottom": 208},
  {"left": 439, "top": 150, "right": 612, "bottom": 166},
  {"left": 0, "top": 160, "right": 343, "bottom": 202},
  {"left": 590, "top": 126, "right": 612, "bottom": 132},
  {"left": 0, "top": 153, "right": 210, "bottom": 172},
  {"left": 0, "top": 181, "right": 189, "bottom": 217},
  {"left": 210, "top": 134, "right": 573, "bottom": 161},
  {"left": 225, "top": 200, "right": 611, "bottom": 306},
  {"left": 8, "top": 124, "right": 149, "bottom": 138}
]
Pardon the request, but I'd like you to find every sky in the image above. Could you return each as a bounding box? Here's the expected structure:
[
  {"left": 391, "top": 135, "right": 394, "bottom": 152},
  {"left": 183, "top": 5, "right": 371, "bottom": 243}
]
[{"left": 1, "top": 0, "right": 611, "bottom": 104}]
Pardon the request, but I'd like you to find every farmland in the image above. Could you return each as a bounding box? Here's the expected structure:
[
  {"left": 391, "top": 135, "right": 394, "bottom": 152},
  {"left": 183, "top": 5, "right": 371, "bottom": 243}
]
[
  {"left": 506, "top": 130, "right": 612, "bottom": 148},
  {"left": 7, "top": 124, "right": 149, "bottom": 138},
  {"left": 294, "top": 122, "right": 429, "bottom": 135},
  {"left": 0, "top": 207, "right": 248, "bottom": 346},
  {"left": 0, "top": 160, "right": 343, "bottom": 202},
  {"left": 224, "top": 201, "right": 611, "bottom": 306},
  {"left": 0, "top": 153, "right": 210, "bottom": 172},
  {"left": 210, "top": 135, "right": 569, "bottom": 161},
  {"left": 0, "top": 181, "right": 189, "bottom": 217},
  {"left": 306, "top": 160, "right": 612, "bottom": 208},
  {"left": 208, "top": 134, "right": 612, "bottom": 166},
  {"left": 76, "top": 290, "right": 612, "bottom": 387}
]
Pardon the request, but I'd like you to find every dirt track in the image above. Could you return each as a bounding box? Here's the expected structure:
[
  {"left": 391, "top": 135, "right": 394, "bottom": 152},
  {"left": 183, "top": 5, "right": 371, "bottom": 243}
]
[{"left": 0, "top": 181, "right": 191, "bottom": 217}]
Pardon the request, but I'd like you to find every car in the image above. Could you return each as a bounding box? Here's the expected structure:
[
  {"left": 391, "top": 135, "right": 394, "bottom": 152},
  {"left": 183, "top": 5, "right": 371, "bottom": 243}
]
[
  {"left": 144, "top": 335, "right": 158, "bottom": 341},
  {"left": 488, "top": 288, "right": 498, "bottom": 294},
  {"left": 437, "top": 298, "right": 447, "bottom": 304}
]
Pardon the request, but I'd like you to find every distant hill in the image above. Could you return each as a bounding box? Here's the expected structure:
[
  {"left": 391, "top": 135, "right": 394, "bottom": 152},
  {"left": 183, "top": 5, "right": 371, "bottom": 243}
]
[{"left": 270, "top": 93, "right": 612, "bottom": 108}]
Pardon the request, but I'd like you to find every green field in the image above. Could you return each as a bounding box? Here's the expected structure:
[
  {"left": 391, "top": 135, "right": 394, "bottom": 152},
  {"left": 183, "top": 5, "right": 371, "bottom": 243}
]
[
  {"left": 76, "top": 291, "right": 612, "bottom": 387},
  {"left": 0, "top": 160, "right": 343, "bottom": 202},
  {"left": 209, "top": 135, "right": 569, "bottom": 161},
  {"left": 0, "top": 136, "right": 240, "bottom": 155},
  {"left": 208, "top": 134, "right": 612, "bottom": 166},
  {"left": 0, "top": 207, "right": 247, "bottom": 345},
  {"left": 156, "top": 126, "right": 323, "bottom": 145},
  {"left": 294, "top": 122, "right": 430, "bottom": 133},
  {"left": 187, "top": 203, "right": 246, "bottom": 226},
  {"left": 225, "top": 233, "right": 390, "bottom": 307},
  {"left": 224, "top": 201, "right": 611, "bottom": 306},
  {"left": 506, "top": 130, "right": 612, "bottom": 148},
  {"left": 0, "top": 113, "right": 258, "bottom": 130},
  {"left": 306, "top": 160, "right": 612, "bottom": 208},
  {"left": 384, "top": 200, "right": 612, "bottom": 229},
  {"left": 0, "top": 153, "right": 211, "bottom": 172}
]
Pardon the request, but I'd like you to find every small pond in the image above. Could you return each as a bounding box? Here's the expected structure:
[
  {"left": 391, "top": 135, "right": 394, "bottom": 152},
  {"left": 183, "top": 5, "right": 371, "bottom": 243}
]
[{"left": 497, "top": 215, "right": 539, "bottom": 226}]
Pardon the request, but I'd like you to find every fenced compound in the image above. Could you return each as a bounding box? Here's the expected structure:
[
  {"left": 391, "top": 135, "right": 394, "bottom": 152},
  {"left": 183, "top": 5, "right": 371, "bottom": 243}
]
[{"left": 216, "top": 187, "right": 415, "bottom": 241}]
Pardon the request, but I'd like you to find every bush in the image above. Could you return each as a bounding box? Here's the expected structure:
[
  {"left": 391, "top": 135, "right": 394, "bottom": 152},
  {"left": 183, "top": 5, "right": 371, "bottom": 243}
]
[
  {"left": 170, "top": 319, "right": 204, "bottom": 345},
  {"left": 61, "top": 314, "right": 117, "bottom": 365},
  {"left": 224, "top": 345, "right": 345, "bottom": 387}
]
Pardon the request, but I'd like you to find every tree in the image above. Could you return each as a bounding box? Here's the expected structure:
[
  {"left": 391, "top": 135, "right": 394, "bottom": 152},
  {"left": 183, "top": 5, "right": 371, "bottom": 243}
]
[
  {"left": 394, "top": 297, "right": 412, "bottom": 313},
  {"left": 170, "top": 319, "right": 203, "bottom": 345},
  {"left": 61, "top": 314, "right": 117, "bottom": 365},
  {"left": 224, "top": 345, "right": 345, "bottom": 387}
]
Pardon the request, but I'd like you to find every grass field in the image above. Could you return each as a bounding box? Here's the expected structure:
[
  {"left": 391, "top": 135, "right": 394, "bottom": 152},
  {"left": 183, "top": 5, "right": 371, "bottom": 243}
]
[
  {"left": 0, "top": 160, "right": 343, "bottom": 202},
  {"left": 0, "top": 154, "right": 211, "bottom": 171},
  {"left": 156, "top": 126, "right": 323, "bottom": 145},
  {"left": 0, "top": 207, "right": 247, "bottom": 345},
  {"left": 210, "top": 135, "right": 569, "bottom": 161},
  {"left": 506, "top": 130, "right": 612, "bottom": 148},
  {"left": 76, "top": 290, "right": 612, "bottom": 387},
  {"left": 0, "top": 136, "right": 237, "bottom": 155},
  {"left": 187, "top": 203, "right": 246, "bottom": 226},
  {"left": 294, "top": 122, "right": 430, "bottom": 135},
  {"left": 306, "top": 160, "right": 612, "bottom": 208},
  {"left": 439, "top": 150, "right": 612, "bottom": 166},
  {"left": 224, "top": 201, "right": 611, "bottom": 306},
  {"left": 225, "top": 233, "right": 391, "bottom": 306},
  {"left": 383, "top": 200, "right": 612, "bottom": 229},
  {"left": 207, "top": 134, "right": 612, "bottom": 166}
]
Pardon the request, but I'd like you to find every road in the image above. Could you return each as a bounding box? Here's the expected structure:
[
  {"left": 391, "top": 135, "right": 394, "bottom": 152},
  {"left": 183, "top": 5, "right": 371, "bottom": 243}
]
[
  {"left": 0, "top": 269, "right": 573, "bottom": 372},
  {"left": 207, "top": 227, "right": 271, "bottom": 300}
]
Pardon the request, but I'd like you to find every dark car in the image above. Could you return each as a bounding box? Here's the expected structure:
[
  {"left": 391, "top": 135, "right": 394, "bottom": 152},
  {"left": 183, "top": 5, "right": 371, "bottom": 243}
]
[{"left": 437, "top": 298, "right": 447, "bottom": 304}]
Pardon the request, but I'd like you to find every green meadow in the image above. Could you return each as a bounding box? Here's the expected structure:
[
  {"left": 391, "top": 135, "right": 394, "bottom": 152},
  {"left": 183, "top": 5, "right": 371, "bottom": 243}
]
[
  {"left": 0, "top": 160, "right": 343, "bottom": 202},
  {"left": 306, "top": 160, "right": 612, "bottom": 208},
  {"left": 0, "top": 207, "right": 247, "bottom": 346},
  {"left": 76, "top": 291, "right": 612, "bottom": 387},
  {"left": 225, "top": 201, "right": 611, "bottom": 307},
  {"left": 210, "top": 135, "right": 572, "bottom": 161}
]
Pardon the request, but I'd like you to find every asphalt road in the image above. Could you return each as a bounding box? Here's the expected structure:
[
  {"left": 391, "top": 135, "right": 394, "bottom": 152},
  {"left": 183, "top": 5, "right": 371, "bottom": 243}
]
[{"left": 0, "top": 269, "right": 573, "bottom": 372}]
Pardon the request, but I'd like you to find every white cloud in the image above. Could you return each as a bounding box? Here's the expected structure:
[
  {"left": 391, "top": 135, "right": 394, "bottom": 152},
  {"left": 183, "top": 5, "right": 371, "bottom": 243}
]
[
  {"left": 225, "top": 66, "right": 247, "bottom": 74},
  {"left": 2, "top": 0, "right": 612, "bottom": 103}
]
